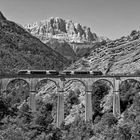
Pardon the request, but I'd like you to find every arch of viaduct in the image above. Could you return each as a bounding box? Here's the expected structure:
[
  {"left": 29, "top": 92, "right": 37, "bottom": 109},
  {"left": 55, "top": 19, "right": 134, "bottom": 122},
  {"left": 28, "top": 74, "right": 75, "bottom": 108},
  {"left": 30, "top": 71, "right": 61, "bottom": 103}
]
[{"left": 1, "top": 74, "right": 140, "bottom": 127}]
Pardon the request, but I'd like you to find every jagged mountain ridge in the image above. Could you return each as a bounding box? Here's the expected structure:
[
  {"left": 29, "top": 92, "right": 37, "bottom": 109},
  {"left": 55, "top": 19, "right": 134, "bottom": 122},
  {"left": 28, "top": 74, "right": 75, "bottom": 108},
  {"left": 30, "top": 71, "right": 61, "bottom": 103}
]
[
  {"left": 24, "top": 17, "right": 99, "bottom": 61},
  {"left": 0, "top": 12, "right": 70, "bottom": 74},
  {"left": 25, "top": 17, "right": 98, "bottom": 43}
]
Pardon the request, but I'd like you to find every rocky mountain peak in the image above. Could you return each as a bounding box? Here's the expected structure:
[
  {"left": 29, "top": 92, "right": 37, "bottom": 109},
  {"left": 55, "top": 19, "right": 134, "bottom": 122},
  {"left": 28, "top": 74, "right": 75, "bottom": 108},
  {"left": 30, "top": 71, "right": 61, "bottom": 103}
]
[{"left": 24, "top": 17, "right": 98, "bottom": 43}]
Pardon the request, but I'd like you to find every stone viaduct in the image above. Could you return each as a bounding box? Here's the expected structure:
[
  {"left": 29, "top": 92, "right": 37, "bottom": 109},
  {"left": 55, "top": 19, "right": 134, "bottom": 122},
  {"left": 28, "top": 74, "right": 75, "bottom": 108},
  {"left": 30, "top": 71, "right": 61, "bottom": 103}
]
[{"left": 0, "top": 74, "right": 140, "bottom": 127}]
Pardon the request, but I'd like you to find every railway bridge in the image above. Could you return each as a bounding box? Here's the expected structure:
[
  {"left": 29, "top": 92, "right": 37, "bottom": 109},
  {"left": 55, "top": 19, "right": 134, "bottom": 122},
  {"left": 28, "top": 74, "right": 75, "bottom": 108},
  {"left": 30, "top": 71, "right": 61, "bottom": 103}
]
[{"left": 0, "top": 74, "right": 140, "bottom": 127}]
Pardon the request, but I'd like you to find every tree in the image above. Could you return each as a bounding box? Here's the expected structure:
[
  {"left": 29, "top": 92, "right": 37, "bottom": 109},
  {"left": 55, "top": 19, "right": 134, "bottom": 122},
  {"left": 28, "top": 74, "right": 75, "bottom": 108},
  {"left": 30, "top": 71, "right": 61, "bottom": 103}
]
[
  {"left": 130, "top": 30, "right": 137, "bottom": 36},
  {"left": 61, "top": 116, "right": 93, "bottom": 140}
]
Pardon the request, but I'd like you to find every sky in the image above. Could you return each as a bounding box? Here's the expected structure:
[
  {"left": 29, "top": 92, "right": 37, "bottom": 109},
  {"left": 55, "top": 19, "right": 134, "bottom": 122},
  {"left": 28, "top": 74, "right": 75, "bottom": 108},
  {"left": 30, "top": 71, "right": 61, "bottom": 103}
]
[{"left": 1, "top": 0, "right": 140, "bottom": 39}]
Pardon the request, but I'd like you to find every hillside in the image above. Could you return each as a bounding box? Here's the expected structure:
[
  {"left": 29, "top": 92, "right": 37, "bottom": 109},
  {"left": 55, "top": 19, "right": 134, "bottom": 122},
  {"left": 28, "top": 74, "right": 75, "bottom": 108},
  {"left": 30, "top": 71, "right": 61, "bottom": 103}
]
[
  {"left": 68, "top": 35, "right": 140, "bottom": 75},
  {"left": 0, "top": 12, "right": 70, "bottom": 74},
  {"left": 46, "top": 38, "right": 77, "bottom": 61}
]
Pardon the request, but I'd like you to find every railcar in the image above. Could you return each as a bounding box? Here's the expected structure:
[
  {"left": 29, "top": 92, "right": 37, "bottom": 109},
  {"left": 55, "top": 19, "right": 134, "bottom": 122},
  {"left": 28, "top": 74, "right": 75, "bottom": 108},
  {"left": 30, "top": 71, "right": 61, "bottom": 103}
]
[
  {"left": 18, "top": 70, "right": 59, "bottom": 75},
  {"left": 17, "top": 70, "right": 31, "bottom": 74},
  {"left": 62, "top": 70, "right": 74, "bottom": 75},
  {"left": 90, "top": 71, "right": 103, "bottom": 75},
  {"left": 62, "top": 70, "right": 103, "bottom": 75},
  {"left": 46, "top": 70, "right": 59, "bottom": 75}
]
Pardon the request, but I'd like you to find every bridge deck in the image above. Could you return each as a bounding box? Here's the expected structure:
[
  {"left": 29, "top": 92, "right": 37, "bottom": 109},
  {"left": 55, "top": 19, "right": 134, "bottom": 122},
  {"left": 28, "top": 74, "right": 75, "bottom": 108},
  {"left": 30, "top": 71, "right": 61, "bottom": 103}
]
[{"left": 0, "top": 74, "right": 139, "bottom": 78}]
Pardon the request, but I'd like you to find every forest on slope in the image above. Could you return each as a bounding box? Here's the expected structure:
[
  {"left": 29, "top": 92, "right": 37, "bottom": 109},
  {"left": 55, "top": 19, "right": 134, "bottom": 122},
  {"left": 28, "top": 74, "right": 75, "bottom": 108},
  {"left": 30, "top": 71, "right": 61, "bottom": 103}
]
[
  {"left": 0, "top": 78, "right": 140, "bottom": 140},
  {"left": 0, "top": 12, "right": 70, "bottom": 74}
]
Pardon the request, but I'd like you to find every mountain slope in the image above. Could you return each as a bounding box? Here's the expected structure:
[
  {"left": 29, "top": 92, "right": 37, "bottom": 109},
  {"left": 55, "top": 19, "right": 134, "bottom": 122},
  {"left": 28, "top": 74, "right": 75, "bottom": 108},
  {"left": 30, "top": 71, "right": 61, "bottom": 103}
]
[
  {"left": 68, "top": 38, "right": 140, "bottom": 74},
  {"left": 0, "top": 12, "right": 70, "bottom": 74},
  {"left": 46, "top": 38, "right": 77, "bottom": 61}
]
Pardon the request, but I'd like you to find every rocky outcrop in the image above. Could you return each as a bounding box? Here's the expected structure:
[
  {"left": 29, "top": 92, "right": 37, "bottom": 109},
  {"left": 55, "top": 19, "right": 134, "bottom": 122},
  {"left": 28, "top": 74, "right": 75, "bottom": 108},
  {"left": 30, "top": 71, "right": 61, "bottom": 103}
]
[
  {"left": 0, "top": 12, "right": 70, "bottom": 74},
  {"left": 106, "top": 30, "right": 140, "bottom": 49},
  {"left": 25, "top": 17, "right": 98, "bottom": 43}
]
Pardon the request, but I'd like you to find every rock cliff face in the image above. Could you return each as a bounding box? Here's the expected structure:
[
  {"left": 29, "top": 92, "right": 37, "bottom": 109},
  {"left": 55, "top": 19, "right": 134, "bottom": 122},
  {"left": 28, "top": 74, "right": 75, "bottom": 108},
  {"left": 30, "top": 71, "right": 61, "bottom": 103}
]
[
  {"left": 25, "top": 17, "right": 98, "bottom": 43},
  {"left": 0, "top": 12, "right": 70, "bottom": 74}
]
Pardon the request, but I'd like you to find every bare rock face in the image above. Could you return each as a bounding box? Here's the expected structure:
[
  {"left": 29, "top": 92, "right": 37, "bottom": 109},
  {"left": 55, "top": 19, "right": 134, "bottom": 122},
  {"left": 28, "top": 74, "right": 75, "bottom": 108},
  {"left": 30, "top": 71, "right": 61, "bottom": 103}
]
[
  {"left": 50, "top": 17, "right": 66, "bottom": 33},
  {"left": 84, "top": 27, "right": 95, "bottom": 42},
  {"left": 66, "top": 20, "right": 77, "bottom": 37},
  {"left": 75, "top": 23, "right": 84, "bottom": 38},
  {"left": 25, "top": 17, "right": 98, "bottom": 43}
]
